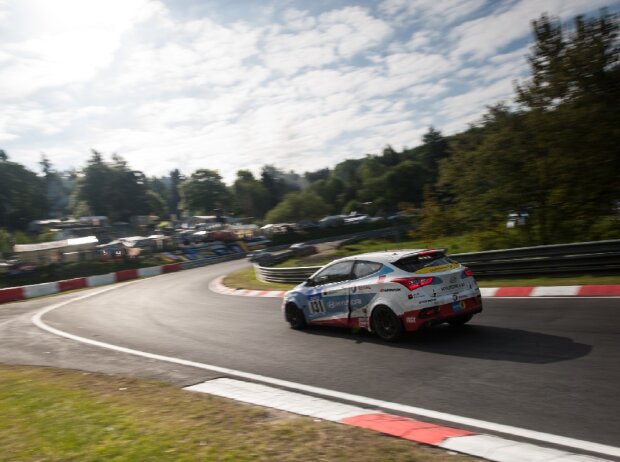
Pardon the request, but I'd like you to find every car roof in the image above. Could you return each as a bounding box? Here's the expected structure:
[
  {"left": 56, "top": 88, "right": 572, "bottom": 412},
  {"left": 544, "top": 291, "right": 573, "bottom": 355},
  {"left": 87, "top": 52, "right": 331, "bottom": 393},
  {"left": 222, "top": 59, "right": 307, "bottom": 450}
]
[{"left": 332, "top": 249, "right": 444, "bottom": 265}]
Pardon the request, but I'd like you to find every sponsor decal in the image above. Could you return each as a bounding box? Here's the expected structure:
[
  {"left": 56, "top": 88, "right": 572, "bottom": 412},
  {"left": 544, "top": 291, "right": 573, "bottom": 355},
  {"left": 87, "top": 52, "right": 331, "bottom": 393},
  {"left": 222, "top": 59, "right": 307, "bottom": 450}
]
[
  {"left": 405, "top": 316, "right": 416, "bottom": 324},
  {"left": 451, "top": 300, "right": 467, "bottom": 312},
  {"left": 380, "top": 288, "right": 401, "bottom": 292},
  {"left": 414, "top": 263, "right": 460, "bottom": 275},
  {"left": 419, "top": 299, "right": 435, "bottom": 304},
  {"left": 327, "top": 299, "right": 348, "bottom": 310},
  {"left": 377, "top": 275, "right": 386, "bottom": 283},
  {"left": 358, "top": 318, "right": 369, "bottom": 329},
  {"left": 441, "top": 282, "right": 466, "bottom": 292}
]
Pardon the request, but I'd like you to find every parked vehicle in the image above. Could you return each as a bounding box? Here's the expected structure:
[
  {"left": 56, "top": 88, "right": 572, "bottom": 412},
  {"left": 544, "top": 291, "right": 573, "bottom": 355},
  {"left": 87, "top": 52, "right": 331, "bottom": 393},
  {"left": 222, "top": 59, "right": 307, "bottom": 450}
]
[{"left": 282, "top": 249, "right": 482, "bottom": 341}]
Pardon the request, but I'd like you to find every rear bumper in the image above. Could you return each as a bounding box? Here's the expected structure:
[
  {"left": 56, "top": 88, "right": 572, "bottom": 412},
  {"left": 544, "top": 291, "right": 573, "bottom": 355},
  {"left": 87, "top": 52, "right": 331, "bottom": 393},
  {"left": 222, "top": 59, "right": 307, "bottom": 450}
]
[{"left": 401, "top": 295, "right": 483, "bottom": 332}]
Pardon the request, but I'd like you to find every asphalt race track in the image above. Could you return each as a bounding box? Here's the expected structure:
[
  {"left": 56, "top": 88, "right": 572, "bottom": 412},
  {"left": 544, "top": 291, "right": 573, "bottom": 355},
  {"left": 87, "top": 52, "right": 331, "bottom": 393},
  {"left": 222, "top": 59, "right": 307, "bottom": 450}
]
[{"left": 2, "top": 259, "right": 619, "bottom": 452}]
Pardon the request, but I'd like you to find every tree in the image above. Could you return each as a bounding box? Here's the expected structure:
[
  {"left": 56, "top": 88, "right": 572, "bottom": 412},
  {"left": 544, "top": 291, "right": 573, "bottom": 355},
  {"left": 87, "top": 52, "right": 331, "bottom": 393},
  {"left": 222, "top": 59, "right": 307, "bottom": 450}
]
[
  {"left": 75, "top": 150, "right": 150, "bottom": 221},
  {"left": 232, "top": 170, "right": 271, "bottom": 218},
  {"left": 513, "top": 10, "right": 620, "bottom": 241},
  {"left": 419, "top": 127, "right": 449, "bottom": 181},
  {"left": 0, "top": 149, "right": 7, "bottom": 161},
  {"left": 0, "top": 161, "right": 46, "bottom": 230},
  {"left": 39, "top": 154, "right": 70, "bottom": 218},
  {"left": 168, "top": 169, "right": 183, "bottom": 217},
  {"left": 265, "top": 190, "right": 329, "bottom": 223},
  {"left": 180, "top": 169, "right": 230, "bottom": 215},
  {"left": 260, "top": 165, "right": 299, "bottom": 209}
]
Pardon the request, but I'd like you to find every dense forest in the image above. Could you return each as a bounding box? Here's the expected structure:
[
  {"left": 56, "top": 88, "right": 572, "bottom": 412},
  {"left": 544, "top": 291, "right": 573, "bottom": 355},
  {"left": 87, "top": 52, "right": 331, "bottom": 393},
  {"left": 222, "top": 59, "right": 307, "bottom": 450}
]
[{"left": 1, "top": 11, "right": 618, "bottom": 248}]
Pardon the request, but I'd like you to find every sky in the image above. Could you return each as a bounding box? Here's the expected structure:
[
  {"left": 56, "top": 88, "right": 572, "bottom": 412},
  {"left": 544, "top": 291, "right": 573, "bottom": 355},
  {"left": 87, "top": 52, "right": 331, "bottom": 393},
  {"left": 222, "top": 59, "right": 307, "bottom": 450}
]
[{"left": 0, "top": 0, "right": 617, "bottom": 183}]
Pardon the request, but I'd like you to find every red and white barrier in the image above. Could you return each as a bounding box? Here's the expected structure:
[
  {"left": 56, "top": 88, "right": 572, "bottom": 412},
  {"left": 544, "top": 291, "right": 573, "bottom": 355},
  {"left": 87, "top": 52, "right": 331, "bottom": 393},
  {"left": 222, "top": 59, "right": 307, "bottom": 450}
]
[{"left": 1, "top": 264, "right": 170, "bottom": 304}]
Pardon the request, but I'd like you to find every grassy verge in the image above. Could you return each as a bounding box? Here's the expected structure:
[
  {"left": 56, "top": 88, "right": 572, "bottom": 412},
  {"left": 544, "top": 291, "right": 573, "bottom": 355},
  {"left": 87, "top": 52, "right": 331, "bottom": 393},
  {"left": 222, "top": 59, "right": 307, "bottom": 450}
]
[
  {"left": 222, "top": 266, "right": 296, "bottom": 291},
  {"left": 0, "top": 365, "right": 477, "bottom": 462}
]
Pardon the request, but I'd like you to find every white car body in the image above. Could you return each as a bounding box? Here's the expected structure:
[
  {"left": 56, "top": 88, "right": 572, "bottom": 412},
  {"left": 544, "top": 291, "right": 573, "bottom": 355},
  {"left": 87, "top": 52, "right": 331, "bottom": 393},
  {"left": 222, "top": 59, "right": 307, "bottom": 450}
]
[{"left": 282, "top": 249, "right": 482, "bottom": 340}]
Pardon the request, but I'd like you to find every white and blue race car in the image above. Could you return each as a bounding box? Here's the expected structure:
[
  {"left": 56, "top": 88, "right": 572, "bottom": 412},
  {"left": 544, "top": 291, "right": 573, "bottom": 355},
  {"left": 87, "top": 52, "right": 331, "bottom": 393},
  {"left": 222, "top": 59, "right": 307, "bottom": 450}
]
[{"left": 282, "top": 249, "right": 482, "bottom": 341}]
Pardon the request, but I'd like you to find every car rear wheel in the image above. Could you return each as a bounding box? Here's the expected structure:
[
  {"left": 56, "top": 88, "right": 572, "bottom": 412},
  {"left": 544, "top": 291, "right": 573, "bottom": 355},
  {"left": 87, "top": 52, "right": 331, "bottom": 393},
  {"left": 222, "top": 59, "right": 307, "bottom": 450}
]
[
  {"left": 371, "top": 305, "right": 404, "bottom": 342},
  {"left": 285, "top": 304, "right": 307, "bottom": 330},
  {"left": 448, "top": 313, "right": 473, "bottom": 326}
]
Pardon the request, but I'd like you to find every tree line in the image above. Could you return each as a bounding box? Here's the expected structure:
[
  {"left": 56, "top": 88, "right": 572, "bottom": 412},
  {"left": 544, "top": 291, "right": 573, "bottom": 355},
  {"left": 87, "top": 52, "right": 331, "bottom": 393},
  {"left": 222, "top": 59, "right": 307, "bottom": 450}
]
[{"left": 0, "top": 11, "right": 618, "bottom": 247}]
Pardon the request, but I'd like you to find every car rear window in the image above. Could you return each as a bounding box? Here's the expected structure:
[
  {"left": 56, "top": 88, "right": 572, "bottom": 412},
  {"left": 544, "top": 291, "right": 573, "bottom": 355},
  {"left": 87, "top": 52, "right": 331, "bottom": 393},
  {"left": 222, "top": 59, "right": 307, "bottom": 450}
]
[{"left": 393, "top": 252, "right": 457, "bottom": 273}]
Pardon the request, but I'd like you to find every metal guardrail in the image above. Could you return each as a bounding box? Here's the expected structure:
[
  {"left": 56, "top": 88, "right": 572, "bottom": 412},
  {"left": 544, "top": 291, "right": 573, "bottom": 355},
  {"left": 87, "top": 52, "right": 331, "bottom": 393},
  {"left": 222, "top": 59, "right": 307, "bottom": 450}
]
[
  {"left": 254, "top": 240, "right": 620, "bottom": 283},
  {"left": 450, "top": 240, "right": 620, "bottom": 278}
]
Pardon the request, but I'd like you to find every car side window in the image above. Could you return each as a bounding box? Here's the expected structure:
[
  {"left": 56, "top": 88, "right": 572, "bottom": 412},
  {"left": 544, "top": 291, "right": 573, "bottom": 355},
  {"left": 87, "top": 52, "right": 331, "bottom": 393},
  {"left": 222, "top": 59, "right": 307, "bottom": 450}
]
[
  {"left": 312, "top": 261, "right": 354, "bottom": 285},
  {"left": 353, "top": 261, "right": 382, "bottom": 279}
]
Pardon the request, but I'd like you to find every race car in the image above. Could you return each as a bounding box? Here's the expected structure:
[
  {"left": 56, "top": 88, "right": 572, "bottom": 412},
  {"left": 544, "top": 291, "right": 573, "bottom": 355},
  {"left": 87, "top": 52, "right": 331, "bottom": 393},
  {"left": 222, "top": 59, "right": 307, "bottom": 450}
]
[{"left": 282, "top": 249, "right": 482, "bottom": 341}]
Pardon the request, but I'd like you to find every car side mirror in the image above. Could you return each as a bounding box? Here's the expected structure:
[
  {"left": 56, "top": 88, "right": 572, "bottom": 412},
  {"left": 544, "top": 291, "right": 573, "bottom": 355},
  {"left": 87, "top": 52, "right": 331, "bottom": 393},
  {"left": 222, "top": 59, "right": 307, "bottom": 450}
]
[{"left": 305, "top": 278, "right": 315, "bottom": 287}]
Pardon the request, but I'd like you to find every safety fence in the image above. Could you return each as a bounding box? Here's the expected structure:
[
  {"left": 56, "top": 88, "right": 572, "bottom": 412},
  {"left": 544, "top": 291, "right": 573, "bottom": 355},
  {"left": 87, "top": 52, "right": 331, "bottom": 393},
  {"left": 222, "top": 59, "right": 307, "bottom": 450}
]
[{"left": 254, "top": 239, "right": 620, "bottom": 284}]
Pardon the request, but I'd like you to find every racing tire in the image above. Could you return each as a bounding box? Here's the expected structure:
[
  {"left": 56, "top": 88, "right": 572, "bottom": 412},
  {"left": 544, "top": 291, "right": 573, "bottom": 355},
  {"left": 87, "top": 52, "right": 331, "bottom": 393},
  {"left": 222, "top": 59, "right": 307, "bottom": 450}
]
[
  {"left": 448, "top": 313, "right": 473, "bottom": 326},
  {"left": 285, "top": 304, "right": 307, "bottom": 330},
  {"left": 371, "top": 305, "right": 404, "bottom": 342}
]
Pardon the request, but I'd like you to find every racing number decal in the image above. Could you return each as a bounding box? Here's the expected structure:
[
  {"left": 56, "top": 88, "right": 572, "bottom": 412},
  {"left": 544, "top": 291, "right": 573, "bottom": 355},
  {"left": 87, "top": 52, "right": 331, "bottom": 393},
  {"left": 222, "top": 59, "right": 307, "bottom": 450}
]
[{"left": 308, "top": 297, "right": 326, "bottom": 314}]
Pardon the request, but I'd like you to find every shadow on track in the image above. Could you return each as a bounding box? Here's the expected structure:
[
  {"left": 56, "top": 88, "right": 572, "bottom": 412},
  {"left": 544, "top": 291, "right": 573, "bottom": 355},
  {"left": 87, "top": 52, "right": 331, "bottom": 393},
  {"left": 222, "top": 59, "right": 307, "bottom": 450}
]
[{"left": 299, "top": 324, "right": 591, "bottom": 364}]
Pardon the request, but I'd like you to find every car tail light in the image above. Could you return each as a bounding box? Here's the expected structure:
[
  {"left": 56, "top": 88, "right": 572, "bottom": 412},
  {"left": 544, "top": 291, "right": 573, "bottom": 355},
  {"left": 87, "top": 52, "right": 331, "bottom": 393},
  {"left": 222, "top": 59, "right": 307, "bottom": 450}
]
[
  {"left": 463, "top": 267, "right": 474, "bottom": 277},
  {"left": 391, "top": 277, "right": 434, "bottom": 291}
]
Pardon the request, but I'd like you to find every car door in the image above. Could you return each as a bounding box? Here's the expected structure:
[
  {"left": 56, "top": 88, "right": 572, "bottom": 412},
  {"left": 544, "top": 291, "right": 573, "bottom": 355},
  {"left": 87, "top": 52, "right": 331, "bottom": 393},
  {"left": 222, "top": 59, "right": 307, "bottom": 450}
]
[
  {"left": 306, "top": 261, "right": 354, "bottom": 325},
  {"left": 349, "top": 261, "right": 384, "bottom": 328}
]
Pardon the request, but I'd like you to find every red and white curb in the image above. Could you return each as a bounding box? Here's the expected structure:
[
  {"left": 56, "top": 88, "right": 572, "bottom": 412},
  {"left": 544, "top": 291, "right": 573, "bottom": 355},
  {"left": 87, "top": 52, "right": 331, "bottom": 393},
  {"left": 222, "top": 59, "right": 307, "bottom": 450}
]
[
  {"left": 0, "top": 263, "right": 183, "bottom": 305},
  {"left": 208, "top": 276, "right": 287, "bottom": 298},
  {"left": 209, "top": 276, "right": 620, "bottom": 298},
  {"left": 185, "top": 378, "right": 609, "bottom": 462}
]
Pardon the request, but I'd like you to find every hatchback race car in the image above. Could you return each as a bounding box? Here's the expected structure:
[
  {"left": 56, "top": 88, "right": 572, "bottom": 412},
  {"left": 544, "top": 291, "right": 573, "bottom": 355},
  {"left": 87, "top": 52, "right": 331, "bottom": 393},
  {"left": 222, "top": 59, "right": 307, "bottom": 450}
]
[{"left": 282, "top": 249, "right": 482, "bottom": 341}]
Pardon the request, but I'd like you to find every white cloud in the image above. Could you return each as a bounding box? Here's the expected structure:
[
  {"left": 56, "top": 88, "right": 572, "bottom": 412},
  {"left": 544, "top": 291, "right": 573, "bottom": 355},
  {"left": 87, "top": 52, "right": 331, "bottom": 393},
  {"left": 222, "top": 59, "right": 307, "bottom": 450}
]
[
  {"left": 0, "top": 0, "right": 151, "bottom": 99},
  {"left": 378, "top": 0, "right": 488, "bottom": 24},
  {"left": 452, "top": 0, "right": 612, "bottom": 60},
  {"left": 0, "top": 0, "right": 609, "bottom": 183}
]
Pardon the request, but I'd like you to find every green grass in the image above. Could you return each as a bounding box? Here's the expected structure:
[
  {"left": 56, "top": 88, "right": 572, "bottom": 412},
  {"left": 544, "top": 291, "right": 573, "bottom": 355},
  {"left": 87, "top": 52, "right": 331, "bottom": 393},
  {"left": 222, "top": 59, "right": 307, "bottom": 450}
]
[
  {"left": 0, "top": 365, "right": 478, "bottom": 462},
  {"left": 223, "top": 266, "right": 296, "bottom": 291}
]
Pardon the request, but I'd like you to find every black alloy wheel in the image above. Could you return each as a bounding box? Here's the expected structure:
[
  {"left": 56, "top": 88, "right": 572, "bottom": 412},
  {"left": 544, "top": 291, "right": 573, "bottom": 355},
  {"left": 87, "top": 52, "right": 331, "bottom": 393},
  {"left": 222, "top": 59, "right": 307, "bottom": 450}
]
[
  {"left": 371, "top": 305, "right": 404, "bottom": 342},
  {"left": 286, "top": 304, "right": 307, "bottom": 330}
]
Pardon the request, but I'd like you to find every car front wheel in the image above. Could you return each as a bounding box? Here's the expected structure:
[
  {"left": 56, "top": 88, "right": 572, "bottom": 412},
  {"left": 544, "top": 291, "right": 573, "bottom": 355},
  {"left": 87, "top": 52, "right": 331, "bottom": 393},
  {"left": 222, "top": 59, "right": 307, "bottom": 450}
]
[
  {"left": 285, "top": 304, "right": 307, "bottom": 330},
  {"left": 371, "top": 305, "right": 404, "bottom": 342}
]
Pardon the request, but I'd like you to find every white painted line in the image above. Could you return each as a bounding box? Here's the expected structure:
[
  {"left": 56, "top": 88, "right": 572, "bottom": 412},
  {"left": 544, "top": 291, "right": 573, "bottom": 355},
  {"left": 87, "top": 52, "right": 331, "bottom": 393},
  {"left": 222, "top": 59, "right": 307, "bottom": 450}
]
[
  {"left": 31, "top": 286, "right": 620, "bottom": 460},
  {"left": 531, "top": 286, "right": 580, "bottom": 297},
  {"left": 186, "top": 378, "right": 376, "bottom": 421},
  {"left": 440, "top": 434, "right": 607, "bottom": 462}
]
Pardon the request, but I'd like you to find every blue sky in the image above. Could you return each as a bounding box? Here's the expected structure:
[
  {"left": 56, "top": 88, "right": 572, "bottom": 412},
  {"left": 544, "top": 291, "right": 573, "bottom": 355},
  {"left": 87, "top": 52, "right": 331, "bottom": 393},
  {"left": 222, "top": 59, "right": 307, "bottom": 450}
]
[{"left": 0, "top": 0, "right": 617, "bottom": 183}]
